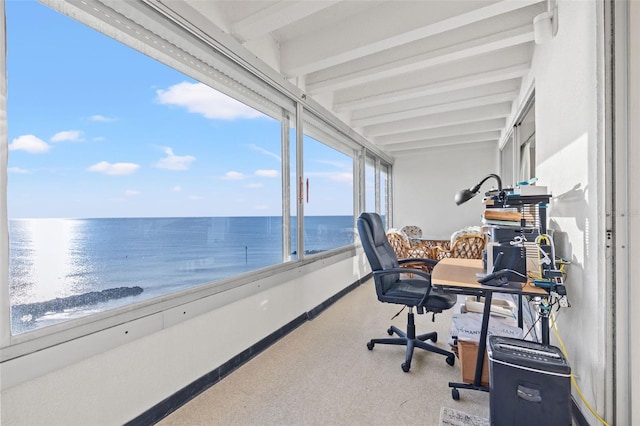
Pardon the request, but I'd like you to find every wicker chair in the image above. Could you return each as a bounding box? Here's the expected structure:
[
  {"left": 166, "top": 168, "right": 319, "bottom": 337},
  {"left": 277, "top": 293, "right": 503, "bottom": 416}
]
[
  {"left": 386, "top": 229, "right": 436, "bottom": 273},
  {"left": 388, "top": 229, "right": 435, "bottom": 258},
  {"left": 434, "top": 228, "right": 485, "bottom": 260},
  {"left": 400, "top": 225, "right": 423, "bottom": 247}
]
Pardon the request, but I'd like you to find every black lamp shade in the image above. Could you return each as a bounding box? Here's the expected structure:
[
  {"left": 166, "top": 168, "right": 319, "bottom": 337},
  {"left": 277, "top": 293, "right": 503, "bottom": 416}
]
[
  {"left": 455, "top": 174, "right": 503, "bottom": 206},
  {"left": 455, "top": 189, "right": 477, "bottom": 205}
]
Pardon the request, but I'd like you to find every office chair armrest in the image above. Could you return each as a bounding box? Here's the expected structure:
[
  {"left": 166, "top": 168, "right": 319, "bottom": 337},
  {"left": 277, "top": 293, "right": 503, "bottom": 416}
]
[
  {"left": 399, "top": 258, "right": 438, "bottom": 267},
  {"left": 373, "top": 267, "right": 431, "bottom": 281}
]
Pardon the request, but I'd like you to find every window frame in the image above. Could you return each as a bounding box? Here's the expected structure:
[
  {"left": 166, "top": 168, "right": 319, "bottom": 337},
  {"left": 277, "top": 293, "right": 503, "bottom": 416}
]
[
  {"left": 500, "top": 89, "right": 535, "bottom": 187},
  {"left": 0, "top": 0, "right": 393, "bottom": 363}
]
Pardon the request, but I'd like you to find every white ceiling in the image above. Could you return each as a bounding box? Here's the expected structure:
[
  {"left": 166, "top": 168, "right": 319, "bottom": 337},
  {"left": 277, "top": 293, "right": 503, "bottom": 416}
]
[{"left": 173, "top": 0, "right": 547, "bottom": 156}]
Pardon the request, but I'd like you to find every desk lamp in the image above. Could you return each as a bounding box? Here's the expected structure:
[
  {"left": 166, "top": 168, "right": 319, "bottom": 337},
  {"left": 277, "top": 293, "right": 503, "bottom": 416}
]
[{"left": 455, "top": 173, "right": 504, "bottom": 205}]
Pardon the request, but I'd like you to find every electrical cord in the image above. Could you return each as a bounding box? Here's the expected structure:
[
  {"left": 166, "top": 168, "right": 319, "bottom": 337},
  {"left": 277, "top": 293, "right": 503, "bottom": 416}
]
[
  {"left": 522, "top": 315, "right": 541, "bottom": 341},
  {"left": 551, "top": 313, "right": 610, "bottom": 426}
]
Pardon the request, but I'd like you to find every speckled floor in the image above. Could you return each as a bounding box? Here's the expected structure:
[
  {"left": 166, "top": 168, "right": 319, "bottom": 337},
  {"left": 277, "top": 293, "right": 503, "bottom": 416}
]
[{"left": 158, "top": 280, "right": 490, "bottom": 426}]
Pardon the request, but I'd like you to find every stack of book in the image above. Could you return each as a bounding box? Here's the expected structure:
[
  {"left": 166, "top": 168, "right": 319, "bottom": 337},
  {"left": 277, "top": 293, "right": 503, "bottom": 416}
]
[{"left": 482, "top": 208, "right": 533, "bottom": 227}]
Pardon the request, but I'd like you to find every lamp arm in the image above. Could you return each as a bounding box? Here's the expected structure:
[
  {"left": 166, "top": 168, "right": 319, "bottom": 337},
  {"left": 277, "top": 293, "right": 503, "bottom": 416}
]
[{"left": 470, "top": 173, "right": 502, "bottom": 193}]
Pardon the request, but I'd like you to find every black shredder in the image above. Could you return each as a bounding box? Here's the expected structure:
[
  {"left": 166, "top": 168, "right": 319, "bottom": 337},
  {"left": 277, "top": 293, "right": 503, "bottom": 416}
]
[{"left": 487, "top": 336, "right": 571, "bottom": 426}]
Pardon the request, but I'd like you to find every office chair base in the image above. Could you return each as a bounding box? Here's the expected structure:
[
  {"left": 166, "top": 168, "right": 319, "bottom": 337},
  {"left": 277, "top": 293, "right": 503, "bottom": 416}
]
[{"left": 366, "top": 312, "right": 455, "bottom": 372}]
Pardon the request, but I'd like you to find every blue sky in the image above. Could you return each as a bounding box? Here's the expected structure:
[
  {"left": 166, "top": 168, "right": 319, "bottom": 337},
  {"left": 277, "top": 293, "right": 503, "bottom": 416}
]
[{"left": 6, "top": 0, "right": 354, "bottom": 218}]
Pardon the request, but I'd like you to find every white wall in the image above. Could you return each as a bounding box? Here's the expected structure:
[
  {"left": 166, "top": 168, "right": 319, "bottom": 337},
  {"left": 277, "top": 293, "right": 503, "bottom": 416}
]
[
  {"left": 392, "top": 142, "right": 498, "bottom": 239},
  {"left": 0, "top": 253, "right": 369, "bottom": 425},
  {"left": 529, "top": 1, "right": 608, "bottom": 423},
  {"left": 393, "top": 2, "right": 610, "bottom": 423}
]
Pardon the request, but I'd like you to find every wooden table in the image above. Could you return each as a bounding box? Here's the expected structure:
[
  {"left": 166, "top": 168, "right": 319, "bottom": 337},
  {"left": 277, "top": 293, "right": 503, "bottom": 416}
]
[{"left": 431, "top": 258, "right": 548, "bottom": 399}]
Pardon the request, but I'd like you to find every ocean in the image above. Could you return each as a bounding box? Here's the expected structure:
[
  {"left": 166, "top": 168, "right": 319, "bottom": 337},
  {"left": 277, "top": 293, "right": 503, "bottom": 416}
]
[{"left": 9, "top": 215, "right": 355, "bottom": 335}]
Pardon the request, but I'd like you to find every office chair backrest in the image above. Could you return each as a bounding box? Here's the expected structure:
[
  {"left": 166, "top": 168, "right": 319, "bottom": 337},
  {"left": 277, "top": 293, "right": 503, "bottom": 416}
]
[{"left": 357, "top": 213, "right": 400, "bottom": 293}]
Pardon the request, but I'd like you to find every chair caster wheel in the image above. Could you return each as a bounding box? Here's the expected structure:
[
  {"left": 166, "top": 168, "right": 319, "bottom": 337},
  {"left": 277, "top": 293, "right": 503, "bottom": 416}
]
[
  {"left": 446, "top": 355, "right": 455, "bottom": 366},
  {"left": 401, "top": 362, "right": 411, "bottom": 372},
  {"left": 431, "top": 333, "right": 438, "bottom": 343},
  {"left": 367, "top": 341, "right": 374, "bottom": 350},
  {"left": 452, "top": 388, "right": 460, "bottom": 400},
  {"left": 387, "top": 327, "right": 393, "bottom": 336}
]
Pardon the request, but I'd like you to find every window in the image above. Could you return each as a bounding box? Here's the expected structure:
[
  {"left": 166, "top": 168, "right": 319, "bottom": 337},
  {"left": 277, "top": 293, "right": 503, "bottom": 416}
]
[
  {"left": 6, "top": 1, "right": 292, "bottom": 334},
  {"left": 1, "top": 0, "right": 385, "bottom": 346},
  {"left": 300, "top": 121, "right": 355, "bottom": 255},
  {"left": 501, "top": 94, "right": 535, "bottom": 187},
  {"left": 380, "top": 163, "right": 389, "bottom": 226},
  {"left": 518, "top": 101, "right": 536, "bottom": 183},
  {"left": 365, "top": 155, "right": 376, "bottom": 213},
  {"left": 500, "top": 133, "right": 515, "bottom": 187}
]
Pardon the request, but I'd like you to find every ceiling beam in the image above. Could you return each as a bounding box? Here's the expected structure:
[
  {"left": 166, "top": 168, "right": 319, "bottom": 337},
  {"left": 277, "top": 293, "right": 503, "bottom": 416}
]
[
  {"left": 231, "top": 1, "right": 340, "bottom": 42},
  {"left": 282, "top": 0, "right": 544, "bottom": 76},
  {"left": 353, "top": 91, "right": 517, "bottom": 128},
  {"left": 362, "top": 103, "right": 512, "bottom": 137},
  {"left": 306, "top": 26, "right": 534, "bottom": 93},
  {"left": 374, "top": 118, "right": 506, "bottom": 145},
  {"left": 334, "top": 63, "right": 529, "bottom": 112},
  {"left": 389, "top": 140, "right": 498, "bottom": 157},
  {"left": 383, "top": 133, "right": 500, "bottom": 152}
]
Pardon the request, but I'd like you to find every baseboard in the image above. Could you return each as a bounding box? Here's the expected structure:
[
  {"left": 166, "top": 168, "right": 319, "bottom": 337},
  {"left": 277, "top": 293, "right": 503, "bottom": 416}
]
[{"left": 125, "top": 274, "right": 371, "bottom": 426}]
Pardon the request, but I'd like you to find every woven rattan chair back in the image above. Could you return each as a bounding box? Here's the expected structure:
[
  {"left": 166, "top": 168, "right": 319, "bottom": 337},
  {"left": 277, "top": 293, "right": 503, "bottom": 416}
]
[
  {"left": 434, "top": 234, "right": 484, "bottom": 260},
  {"left": 450, "top": 234, "right": 485, "bottom": 259},
  {"left": 386, "top": 230, "right": 410, "bottom": 259}
]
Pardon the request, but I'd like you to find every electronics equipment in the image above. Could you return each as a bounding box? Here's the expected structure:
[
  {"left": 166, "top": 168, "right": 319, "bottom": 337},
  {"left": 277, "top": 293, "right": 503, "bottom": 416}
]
[
  {"left": 477, "top": 269, "right": 509, "bottom": 287},
  {"left": 491, "top": 245, "right": 527, "bottom": 282},
  {"left": 488, "top": 336, "right": 571, "bottom": 426}
]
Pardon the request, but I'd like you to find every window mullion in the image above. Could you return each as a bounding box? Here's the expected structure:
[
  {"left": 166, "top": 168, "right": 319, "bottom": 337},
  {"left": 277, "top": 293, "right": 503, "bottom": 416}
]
[{"left": 0, "top": 2, "right": 9, "bottom": 347}]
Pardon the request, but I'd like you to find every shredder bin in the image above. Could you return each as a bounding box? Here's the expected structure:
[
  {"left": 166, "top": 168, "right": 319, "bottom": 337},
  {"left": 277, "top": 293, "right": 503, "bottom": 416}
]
[{"left": 487, "top": 336, "right": 571, "bottom": 426}]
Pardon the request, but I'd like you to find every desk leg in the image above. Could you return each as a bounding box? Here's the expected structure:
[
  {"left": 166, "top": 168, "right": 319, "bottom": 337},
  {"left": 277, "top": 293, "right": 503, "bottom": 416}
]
[
  {"left": 448, "top": 291, "right": 492, "bottom": 400},
  {"left": 517, "top": 294, "right": 523, "bottom": 329},
  {"left": 474, "top": 290, "right": 492, "bottom": 386},
  {"left": 541, "top": 313, "right": 550, "bottom": 344}
]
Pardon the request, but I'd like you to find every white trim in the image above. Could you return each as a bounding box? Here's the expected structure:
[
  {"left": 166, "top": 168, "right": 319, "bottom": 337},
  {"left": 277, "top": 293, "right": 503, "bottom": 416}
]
[
  {"left": 621, "top": 1, "right": 639, "bottom": 424},
  {"left": 0, "top": 0, "right": 9, "bottom": 348}
]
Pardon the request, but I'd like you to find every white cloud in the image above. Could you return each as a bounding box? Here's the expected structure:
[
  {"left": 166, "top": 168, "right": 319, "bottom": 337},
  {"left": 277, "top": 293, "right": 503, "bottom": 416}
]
[
  {"left": 255, "top": 169, "right": 279, "bottom": 178},
  {"left": 8, "top": 167, "right": 30, "bottom": 174},
  {"left": 173, "top": 185, "right": 182, "bottom": 192},
  {"left": 9, "top": 135, "right": 50, "bottom": 153},
  {"left": 87, "top": 161, "right": 140, "bottom": 175},
  {"left": 51, "top": 130, "right": 83, "bottom": 142},
  {"left": 125, "top": 190, "right": 140, "bottom": 196},
  {"left": 155, "top": 147, "right": 196, "bottom": 171},
  {"left": 189, "top": 195, "right": 204, "bottom": 200},
  {"left": 156, "top": 82, "right": 263, "bottom": 120},
  {"left": 223, "top": 171, "right": 245, "bottom": 180},
  {"left": 246, "top": 183, "right": 264, "bottom": 189},
  {"left": 90, "top": 115, "right": 117, "bottom": 122},
  {"left": 250, "top": 144, "right": 281, "bottom": 162}
]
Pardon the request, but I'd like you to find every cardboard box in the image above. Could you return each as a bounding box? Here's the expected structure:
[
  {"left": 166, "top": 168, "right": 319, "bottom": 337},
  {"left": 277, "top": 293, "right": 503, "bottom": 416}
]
[
  {"left": 458, "top": 340, "right": 489, "bottom": 387},
  {"left": 451, "top": 312, "right": 522, "bottom": 343}
]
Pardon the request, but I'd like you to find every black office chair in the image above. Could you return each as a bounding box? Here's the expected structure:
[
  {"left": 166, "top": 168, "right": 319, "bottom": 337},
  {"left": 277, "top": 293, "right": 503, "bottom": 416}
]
[{"left": 357, "top": 212, "right": 456, "bottom": 372}]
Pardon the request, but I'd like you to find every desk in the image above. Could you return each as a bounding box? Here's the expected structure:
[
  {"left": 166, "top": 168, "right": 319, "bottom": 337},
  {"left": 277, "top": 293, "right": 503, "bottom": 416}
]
[{"left": 431, "top": 258, "right": 548, "bottom": 399}]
